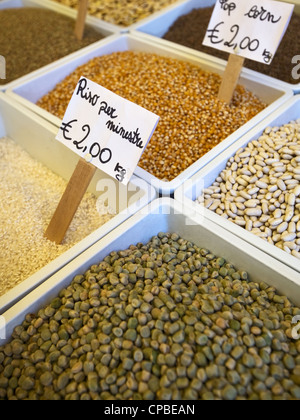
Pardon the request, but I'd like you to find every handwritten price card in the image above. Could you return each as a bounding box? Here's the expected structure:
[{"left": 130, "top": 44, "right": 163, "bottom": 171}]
[
  {"left": 203, "top": 0, "right": 294, "bottom": 64},
  {"left": 56, "top": 77, "right": 159, "bottom": 185}
]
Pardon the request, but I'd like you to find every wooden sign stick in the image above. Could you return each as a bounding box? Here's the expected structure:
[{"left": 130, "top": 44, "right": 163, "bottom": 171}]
[
  {"left": 45, "top": 158, "right": 96, "bottom": 245},
  {"left": 75, "top": 0, "right": 89, "bottom": 41},
  {"left": 218, "top": 54, "right": 245, "bottom": 104}
]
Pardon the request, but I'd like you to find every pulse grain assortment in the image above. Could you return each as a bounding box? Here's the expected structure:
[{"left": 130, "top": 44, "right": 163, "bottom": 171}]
[
  {"left": 0, "top": 8, "right": 104, "bottom": 85},
  {"left": 0, "top": 137, "right": 113, "bottom": 297},
  {"left": 0, "top": 233, "right": 300, "bottom": 401},
  {"left": 1, "top": 1, "right": 300, "bottom": 403},
  {"left": 197, "top": 121, "right": 300, "bottom": 260},
  {"left": 37, "top": 51, "right": 266, "bottom": 181}
]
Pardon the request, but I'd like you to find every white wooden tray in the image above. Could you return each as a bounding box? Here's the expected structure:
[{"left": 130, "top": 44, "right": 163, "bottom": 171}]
[
  {"left": 0, "top": 93, "right": 156, "bottom": 313},
  {"left": 0, "top": 0, "right": 116, "bottom": 91},
  {"left": 175, "top": 96, "right": 300, "bottom": 273},
  {"left": 133, "top": 0, "right": 300, "bottom": 94},
  {"left": 1, "top": 198, "right": 299, "bottom": 344},
  {"left": 6, "top": 33, "right": 293, "bottom": 196}
]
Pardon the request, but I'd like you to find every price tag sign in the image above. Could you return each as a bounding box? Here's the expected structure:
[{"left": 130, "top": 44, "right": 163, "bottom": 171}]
[
  {"left": 56, "top": 77, "right": 160, "bottom": 185},
  {"left": 203, "top": 0, "right": 294, "bottom": 65}
]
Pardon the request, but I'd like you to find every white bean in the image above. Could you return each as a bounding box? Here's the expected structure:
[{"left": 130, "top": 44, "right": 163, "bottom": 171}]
[
  {"left": 292, "top": 250, "right": 300, "bottom": 259},
  {"left": 281, "top": 232, "right": 296, "bottom": 242},
  {"left": 248, "top": 187, "right": 259, "bottom": 195},
  {"left": 204, "top": 199, "right": 213, "bottom": 209},
  {"left": 227, "top": 210, "right": 237, "bottom": 219},
  {"left": 274, "top": 209, "right": 282, "bottom": 219},
  {"left": 288, "top": 222, "right": 296, "bottom": 234},
  {"left": 236, "top": 177, "right": 248, "bottom": 187},
  {"left": 288, "top": 193, "right": 296, "bottom": 206},
  {"left": 293, "top": 167, "right": 300, "bottom": 175},
  {"left": 277, "top": 222, "right": 288, "bottom": 234},
  {"left": 268, "top": 185, "right": 277, "bottom": 193},
  {"left": 284, "top": 241, "right": 297, "bottom": 250},
  {"left": 277, "top": 179, "right": 286, "bottom": 191},
  {"left": 240, "top": 191, "right": 251, "bottom": 200},
  {"left": 203, "top": 188, "right": 214, "bottom": 195},
  {"left": 262, "top": 203, "right": 269, "bottom": 215},
  {"left": 260, "top": 215, "right": 270, "bottom": 223},
  {"left": 209, "top": 200, "right": 221, "bottom": 211},
  {"left": 285, "top": 206, "right": 294, "bottom": 222},
  {"left": 244, "top": 208, "right": 262, "bottom": 217},
  {"left": 244, "top": 199, "right": 259, "bottom": 208},
  {"left": 294, "top": 185, "right": 300, "bottom": 197},
  {"left": 234, "top": 219, "right": 246, "bottom": 227},
  {"left": 246, "top": 220, "right": 253, "bottom": 231},
  {"left": 269, "top": 218, "right": 283, "bottom": 228},
  {"left": 292, "top": 215, "right": 299, "bottom": 223},
  {"left": 236, "top": 202, "right": 245, "bottom": 211},
  {"left": 273, "top": 190, "right": 281, "bottom": 199}
]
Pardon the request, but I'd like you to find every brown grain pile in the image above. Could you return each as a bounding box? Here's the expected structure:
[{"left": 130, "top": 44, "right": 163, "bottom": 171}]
[{"left": 0, "top": 8, "right": 104, "bottom": 85}]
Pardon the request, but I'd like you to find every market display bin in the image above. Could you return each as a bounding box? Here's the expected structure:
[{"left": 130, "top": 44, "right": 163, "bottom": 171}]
[
  {"left": 175, "top": 95, "right": 300, "bottom": 274},
  {"left": 0, "top": 92, "right": 156, "bottom": 314},
  {"left": 133, "top": 0, "right": 300, "bottom": 94},
  {"left": 31, "top": 0, "right": 120, "bottom": 34},
  {"left": 34, "top": 0, "right": 187, "bottom": 32},
  {"left": 6, "top": 33, "right": 293, "bottom": 196},
  {"left": 0, "top": 0, "right": 116, "bottom": 91},
  {"left": 131, "top": 0, "right": 215, "bottom": 36},
  {"left": 1, "top": 197, "right": 300, "bottom": 345}
]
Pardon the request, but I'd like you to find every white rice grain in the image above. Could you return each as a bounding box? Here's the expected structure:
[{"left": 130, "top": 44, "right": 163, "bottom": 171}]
[{"left": 0, "top": 137, "right": 113, "bottom": 297}]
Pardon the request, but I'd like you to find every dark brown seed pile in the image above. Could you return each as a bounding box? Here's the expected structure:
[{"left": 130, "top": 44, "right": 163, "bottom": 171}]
[
  {"left": 0, "top": 8, "right": 104, "bottom": 85},
  {"left": 163, "top": 7, "right": 300, "bottom": 85}
]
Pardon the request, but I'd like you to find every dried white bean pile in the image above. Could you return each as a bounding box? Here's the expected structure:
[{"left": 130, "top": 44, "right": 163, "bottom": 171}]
[
  {"left": 0, "top": 137, "right": 113, "bottom": 297},
  {"left": 197, "top": 121, "right": 300, "bottom": 259}
]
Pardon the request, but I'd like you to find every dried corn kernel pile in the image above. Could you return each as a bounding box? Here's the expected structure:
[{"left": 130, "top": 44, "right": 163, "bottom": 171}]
[
  {"left": 37, "top": 52, "right": 266, "bottom": 181},
  {"left": 52, "top": 0, "right": 179, "bottom": 26},
  {"left": 0, "top": 138, "right": 113, "bottom": 297}
]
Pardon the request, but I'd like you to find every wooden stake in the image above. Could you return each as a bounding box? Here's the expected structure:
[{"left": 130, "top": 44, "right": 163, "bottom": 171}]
[
  {"left": 45, "top": 158, "right": 97, "bottom": 245},
  {"left": 218, "top": 54, "right": 245, "bottom": 104},
  {"left": 75, "top": 0, "right": 89, "bottom": 41}
]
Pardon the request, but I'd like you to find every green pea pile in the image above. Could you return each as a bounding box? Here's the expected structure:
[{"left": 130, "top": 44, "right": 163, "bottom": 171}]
[{"left": 0, "top": 233, "right": 299, "bottom": 400}]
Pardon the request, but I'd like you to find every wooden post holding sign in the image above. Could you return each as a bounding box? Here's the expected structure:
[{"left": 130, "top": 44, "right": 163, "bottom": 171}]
[
  {"left": 75, "top": 0, "right": 89, "bottom": 41},
  {"left": 203, "top": 0, "right": 295, "bottom": 104},
  {"left": 218, "top": 55, "right": 245, "bottom": 104},
  {"left": 45, "top": 77, "right": 159, "bottom": 244},
  {"left": 45, "top": 158, "right": 96, "bottom": 244}
]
